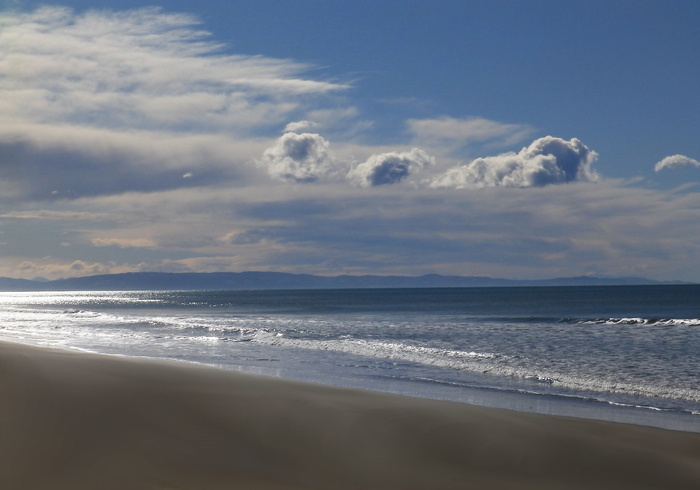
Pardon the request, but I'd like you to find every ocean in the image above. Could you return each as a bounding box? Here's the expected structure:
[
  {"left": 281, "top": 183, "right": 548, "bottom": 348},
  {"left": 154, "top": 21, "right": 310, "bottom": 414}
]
[{"left": 0, "top": 285, "right": 698, "bottom": 432}]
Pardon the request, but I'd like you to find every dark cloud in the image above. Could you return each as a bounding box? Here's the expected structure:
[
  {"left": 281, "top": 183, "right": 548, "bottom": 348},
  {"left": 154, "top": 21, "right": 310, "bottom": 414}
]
[
  {"left": 430, "top": 136, "right": 598, "bottom": 189},
  {"left": 0, "top": 137, "right": 238, "bottom": 201},
  {"left": 348, "top": 148, "right": 434, "bottom": 187}
]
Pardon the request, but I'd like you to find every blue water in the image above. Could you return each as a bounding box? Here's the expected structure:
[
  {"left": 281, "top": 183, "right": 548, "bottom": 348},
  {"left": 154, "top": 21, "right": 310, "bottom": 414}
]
[{"left": 0, "top": 285, "right": 698, "bottom": 432}]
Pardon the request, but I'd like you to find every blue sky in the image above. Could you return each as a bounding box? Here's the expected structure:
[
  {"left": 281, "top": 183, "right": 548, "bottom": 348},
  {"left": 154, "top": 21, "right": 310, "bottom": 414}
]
[{"left": 1, "top": 0, "right": 699, "bottom": 281}]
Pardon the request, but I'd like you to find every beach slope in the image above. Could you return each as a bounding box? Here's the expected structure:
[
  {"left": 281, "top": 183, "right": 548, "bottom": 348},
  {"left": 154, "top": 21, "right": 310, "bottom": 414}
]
[{"left": 1, "top": 341, "right": 698, "bottom": 489}]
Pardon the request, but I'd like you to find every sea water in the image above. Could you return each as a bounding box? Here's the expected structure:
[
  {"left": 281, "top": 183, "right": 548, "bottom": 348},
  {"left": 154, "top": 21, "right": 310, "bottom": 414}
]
[{"left": 0, "top": 285, "right": 698, "bottom": 432}]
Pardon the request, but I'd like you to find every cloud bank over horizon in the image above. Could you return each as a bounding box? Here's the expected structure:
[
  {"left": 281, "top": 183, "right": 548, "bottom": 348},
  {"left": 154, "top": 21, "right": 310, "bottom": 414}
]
[{"left": 0, "top": 5, "right": 699, "bottom": 283}]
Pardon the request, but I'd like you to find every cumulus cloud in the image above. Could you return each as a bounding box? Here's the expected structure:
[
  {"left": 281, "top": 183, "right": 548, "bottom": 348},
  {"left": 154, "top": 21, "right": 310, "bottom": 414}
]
[
  {"left": 430, "top": 136, "right": 598, "bottom": 189},
  {"left": 258, "top": 132, "right": 338, "bottom": 183},
  {"left": 348, "top": 148, "right": 435, "bottom": 187},
  {"left": 654, "top": 154, "right": 700, "bottom": 172}
]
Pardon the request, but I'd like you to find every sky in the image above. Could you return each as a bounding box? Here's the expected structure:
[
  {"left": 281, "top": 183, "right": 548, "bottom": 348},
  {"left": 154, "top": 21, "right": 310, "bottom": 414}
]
[{"left": 1, "top": 0, "right": 699, "bottom": 282}]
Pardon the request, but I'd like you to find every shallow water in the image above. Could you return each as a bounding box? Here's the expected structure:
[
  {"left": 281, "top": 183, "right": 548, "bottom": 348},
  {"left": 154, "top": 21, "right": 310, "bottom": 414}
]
[{"left": 0, "top": 285, "right": 698, "bottom": 432}]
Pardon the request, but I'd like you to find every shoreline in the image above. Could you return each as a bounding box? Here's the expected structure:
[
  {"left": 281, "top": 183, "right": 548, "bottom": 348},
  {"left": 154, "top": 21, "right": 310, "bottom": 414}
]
[
  {"left": 9, "top": 337, "right": 699, "bottom": 434},
  {"left": 231, "top": 361, "right": 700, "bottom": 434},
  {"left": 1, "top": 340, "right": 699, "bottom": 489}
]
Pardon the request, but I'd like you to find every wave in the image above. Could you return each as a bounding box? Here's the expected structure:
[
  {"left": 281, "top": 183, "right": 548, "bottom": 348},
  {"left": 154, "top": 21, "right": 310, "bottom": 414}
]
[
  {"left": 484, "top": 316, "right": 700, "bottom": 327},
  {"left": 246, "top": 333, "right": 700, "bottom": 405},
  {"left": 258, "top": 335, "right": 497, "bottom": 367},
  {"left": 589, "top": 317, "right": 700, "bottom": 327},
  {"left": 2, "top": 305, "right": 698, "bottom": 407}
]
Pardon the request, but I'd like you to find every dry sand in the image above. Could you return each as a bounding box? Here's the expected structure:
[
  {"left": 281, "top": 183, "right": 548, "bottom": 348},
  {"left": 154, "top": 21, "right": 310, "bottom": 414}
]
[{"left": 1, "top": 341, "right": 698, "bottom": 490}]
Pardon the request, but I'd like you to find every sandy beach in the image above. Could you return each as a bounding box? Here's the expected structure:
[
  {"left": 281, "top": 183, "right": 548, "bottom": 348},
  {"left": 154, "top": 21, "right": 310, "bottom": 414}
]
[{"left": 1, "top": 341, "right": 698, "bottom": 489}]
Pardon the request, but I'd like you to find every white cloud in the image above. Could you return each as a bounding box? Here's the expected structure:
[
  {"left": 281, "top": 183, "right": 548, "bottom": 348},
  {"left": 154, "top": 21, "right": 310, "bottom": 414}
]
[
  {"left": 654, "top": 154, "right": 700, "bottom": 172},
  {"left": 430, "top": 136, "right": 598, "bottom": 189},
  {"left": 348, "top": 148, "right": 435, "bottom": 187},
  {"left": 258, "top": 132, "right": 339, "bottom": 183}
]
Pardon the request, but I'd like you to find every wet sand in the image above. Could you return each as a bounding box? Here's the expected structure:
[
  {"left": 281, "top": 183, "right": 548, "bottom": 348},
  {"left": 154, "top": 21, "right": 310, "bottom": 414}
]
[{"left": 1, "top": 341, "right": 698, "bottom": 489}]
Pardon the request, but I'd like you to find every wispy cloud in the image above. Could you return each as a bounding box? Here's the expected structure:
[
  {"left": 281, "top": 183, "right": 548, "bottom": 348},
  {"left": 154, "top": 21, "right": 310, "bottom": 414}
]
[
  {"left": 0, "top": 6, "right": 348, "bottom": 200},
  {"left": 0, "top": 7, "right": 345, "bottom": 127},
  {"left": 407, "top": 116, "right": 533, "bottom": 153}
]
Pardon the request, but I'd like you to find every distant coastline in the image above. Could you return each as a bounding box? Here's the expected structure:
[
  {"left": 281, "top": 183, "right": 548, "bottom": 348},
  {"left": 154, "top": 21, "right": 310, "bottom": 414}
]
[{"left": 0, "top": 271, "right": 690, "bottom": 292}]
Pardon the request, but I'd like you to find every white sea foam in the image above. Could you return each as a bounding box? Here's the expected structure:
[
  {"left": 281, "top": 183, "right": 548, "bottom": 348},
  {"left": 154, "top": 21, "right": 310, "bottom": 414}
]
[
  {"left": 258, "top": 335, "right": 496, "bottom": 369},
  {"left": 583, "top": 317, "right": 700, "bottom": 327}
]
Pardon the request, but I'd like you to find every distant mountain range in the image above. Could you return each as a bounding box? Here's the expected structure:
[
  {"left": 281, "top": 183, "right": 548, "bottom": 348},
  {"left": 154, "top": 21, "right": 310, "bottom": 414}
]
[{"left": 0, "top": 271, "right": 689, "bottom": 292}]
